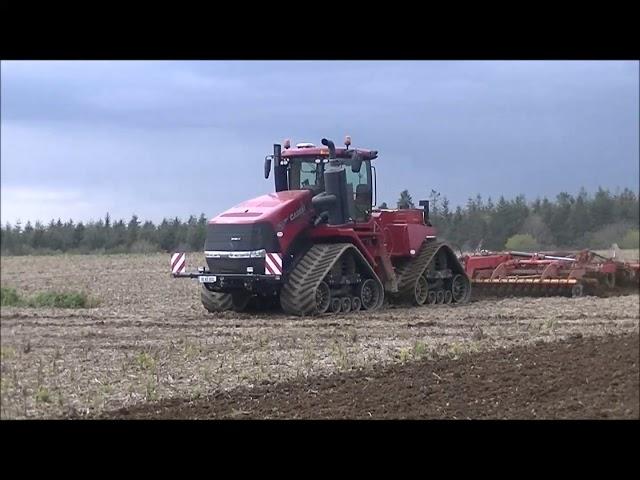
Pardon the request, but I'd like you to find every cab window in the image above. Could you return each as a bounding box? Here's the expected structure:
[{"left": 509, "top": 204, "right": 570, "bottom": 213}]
[
  {"left": 345, "top": 162, "right": 372, "bottom": 221},
  {"left": 288, "top": 159, "right": 323, "bottom": 192}
]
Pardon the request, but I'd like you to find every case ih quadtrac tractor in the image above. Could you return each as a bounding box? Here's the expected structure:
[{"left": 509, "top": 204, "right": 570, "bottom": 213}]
[{"left": 172, "top": 137, "right": 471, "bottom": 315}]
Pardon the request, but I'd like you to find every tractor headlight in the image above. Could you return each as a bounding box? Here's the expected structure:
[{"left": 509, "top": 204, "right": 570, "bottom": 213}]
[{"left": 250, "top": 249, "right": 266, "bottom": 258}]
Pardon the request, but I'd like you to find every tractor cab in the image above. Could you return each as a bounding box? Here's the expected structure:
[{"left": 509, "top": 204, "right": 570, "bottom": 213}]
[{"left": 264, "top": 137, "right": 378, "bottom": 223}]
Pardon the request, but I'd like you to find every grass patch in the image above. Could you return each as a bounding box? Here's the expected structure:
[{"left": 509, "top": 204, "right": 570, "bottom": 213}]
[
  {"left": 0, "top": 287, "right": 99, "bottom": 308},
  {"left": 398, "top": 347, "right": 411, "bottom": 363},
  {"left": 544, "top": 318, "right": 556, "bottom": 331},
  {"left": 331, "top": 341, "right": 350, "bottom": 371},
  {"left": 413, "top": 340, "right": 427, "bottom": 358},
  {"left": 28, "top": 291, "right": 99, "bottom": 308},
  {"left": 35, "top": 387, "right": 51, "bottom": 404},
  {"left": 1, "top": 287, "right": 21, "bottom": 306},
  {"left": 446, "top": 342, "right": 466, "bottom": 359},
  {"left": 1, "top": 346, "right": 16, "bottom": 360},
  {"left": 136, "top": 352, "right": 156, "bottom": 371},
  {"left": 145, "top": 378, "right": 158, "bottom": 402},
  {"left": 398, "top": 341, "right": 429, "bottom": 363}
]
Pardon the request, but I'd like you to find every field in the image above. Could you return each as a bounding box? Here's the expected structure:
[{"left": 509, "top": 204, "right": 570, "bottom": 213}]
[{"left": 1, "top": 252, "right": 639, "bottom": 419}]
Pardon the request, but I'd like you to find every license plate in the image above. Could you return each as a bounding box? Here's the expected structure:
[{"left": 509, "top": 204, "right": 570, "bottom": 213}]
[{"left": 199, "top": 275, "right": 217, "bottom": 284}]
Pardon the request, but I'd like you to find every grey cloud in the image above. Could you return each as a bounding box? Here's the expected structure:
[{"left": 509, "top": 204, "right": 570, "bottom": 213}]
[{"left": 1, "top": 60, "right": 638, "bottom": 225}]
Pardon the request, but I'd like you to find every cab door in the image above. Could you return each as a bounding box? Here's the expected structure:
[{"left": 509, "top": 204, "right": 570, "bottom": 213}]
[{"left": 345, "top": 160, "right": 373, "bottom": 222}]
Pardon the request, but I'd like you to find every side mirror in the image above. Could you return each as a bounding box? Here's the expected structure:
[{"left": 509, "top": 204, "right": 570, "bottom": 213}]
[
  {"left": 419, "top": 199, "right": 430, "bottom": 225},
  {"left": 264, "top": 156, "right": 272, "bottom": 179}
]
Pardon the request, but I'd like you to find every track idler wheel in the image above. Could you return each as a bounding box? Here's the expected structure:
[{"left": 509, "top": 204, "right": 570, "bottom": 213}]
[
  {"left": 427, "top": 291, "right": 437, "bottom": 304},
  {"left": 444, "top": 290, "right": 453, "bottom": 304},
  {"left": 341, "top": 297, "right": 352, "bottom": 314},
  {"left": 351, "top": 297, "right": 362, "bottom": 312},
  {"left": 359, "top": 278, "right": 382, "bottom": 310},
  {"left": 412, "top": 275, "right": 429, "bottom": 306},
  {"left": 330, "top": 297, "right": 342, "bottom": 313},
  {"left": 451, "top": 274, "right": 471, "bottom": 304},
  {"left": 315, "top": 281, "right": 331, "bottom": 314}
]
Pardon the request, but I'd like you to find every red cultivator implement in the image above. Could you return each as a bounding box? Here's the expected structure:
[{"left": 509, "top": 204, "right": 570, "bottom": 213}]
[{"left": 461, "top": 249, "right": 640, "bottom": 298}]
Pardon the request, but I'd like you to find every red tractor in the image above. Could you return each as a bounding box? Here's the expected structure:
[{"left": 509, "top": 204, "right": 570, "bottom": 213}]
[{"left": 173, "top": 137, "right": 471, "bottom": 315}]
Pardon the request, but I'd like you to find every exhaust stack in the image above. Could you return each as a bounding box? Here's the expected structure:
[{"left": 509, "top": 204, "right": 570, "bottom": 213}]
[{"left": 311, "top": 138, "right": 352, "bottom": 225}]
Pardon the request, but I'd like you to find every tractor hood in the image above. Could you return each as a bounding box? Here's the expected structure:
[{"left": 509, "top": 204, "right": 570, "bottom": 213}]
[
  {"left": 209, "top": 190, "right": 313, "bottom": 228},
  {"left": 206, "top": 190, "right": 314, "bottom": 256}
]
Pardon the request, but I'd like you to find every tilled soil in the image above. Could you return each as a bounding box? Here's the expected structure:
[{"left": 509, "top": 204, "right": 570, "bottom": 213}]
[
  {"left": 109, "top": 333, "right": 640, "bottom": 419},
  {"left": 1, "top": 253, "right": 639, "bottom": 419}
]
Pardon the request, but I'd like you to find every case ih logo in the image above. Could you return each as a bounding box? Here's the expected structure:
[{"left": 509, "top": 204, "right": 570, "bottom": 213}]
[
  {"left": 171, "top": 252, "right": 186, "bottom": 274},
  {"left": 265, "top": 253, "right": 283, "bottom": 275},
  {"left": 276, "top": 203, "right": 307, "bottom": 232},
  {"left": 289, "top": 204, "right": 306, "bottom": 222}
]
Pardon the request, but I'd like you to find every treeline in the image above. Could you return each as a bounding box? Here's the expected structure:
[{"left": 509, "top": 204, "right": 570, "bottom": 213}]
[
  {"left": 387, "top": 187, "right": 640, "bottom": 251},
  {"left": 1, "top": 187, "right": 639, "bottom": 256},
  {"left": 1, "top": 213, "right": 209, "bottom": 256}
]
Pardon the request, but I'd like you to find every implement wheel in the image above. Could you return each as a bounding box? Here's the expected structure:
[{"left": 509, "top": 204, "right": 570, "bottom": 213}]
[
  {"left": 571, "top": 283, "right": 584, "bottom": 298},
  {"left": 603, "top": 273, "right": 616, "bottom": 289}
]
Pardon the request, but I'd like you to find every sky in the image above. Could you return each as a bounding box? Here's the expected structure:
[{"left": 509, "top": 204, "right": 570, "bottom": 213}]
[{"left": 1, "top": 60, "right": 638, "bottom": 226}]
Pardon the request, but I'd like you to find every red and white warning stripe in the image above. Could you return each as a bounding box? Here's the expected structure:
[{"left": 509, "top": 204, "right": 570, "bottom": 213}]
[
  {"left": 171, "top": 252, "right": 186, "bottom": 274},
  {"left": 265, "top": 252, "right": 283, "bottom": 275}
]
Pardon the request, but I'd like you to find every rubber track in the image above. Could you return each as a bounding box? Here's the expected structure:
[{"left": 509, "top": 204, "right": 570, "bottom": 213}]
[
  {"left": 200, "top": 285, "right": 233, "bottom": 312},
  {"left": 280, "top": 243, "right": 384, "bottom": 316},
  {"left": 395, "top": 240, "right": 470, "bottom": 304}
]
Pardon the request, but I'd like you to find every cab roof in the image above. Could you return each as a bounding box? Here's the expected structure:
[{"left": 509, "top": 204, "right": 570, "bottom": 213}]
[{"left": 281, "top": 146, "right": 378, "bottom": 160}]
